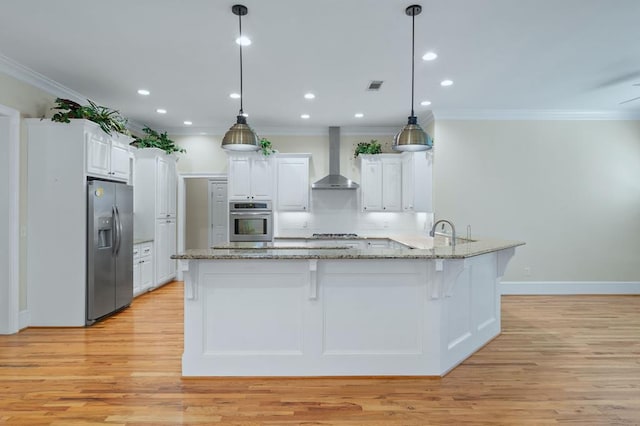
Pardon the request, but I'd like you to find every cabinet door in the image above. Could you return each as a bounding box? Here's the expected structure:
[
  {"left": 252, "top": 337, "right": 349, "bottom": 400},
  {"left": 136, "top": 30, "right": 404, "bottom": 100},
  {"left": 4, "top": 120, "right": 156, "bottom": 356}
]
[
  {"left": 361, "top": 158, "right": 383, "bottom": 211},
  {"left": 277, "top": 157, "right": 309, "bottom": 211},
  {"left": 110, "top": 141, "right": 130, "bottom": 181},
  {"left": 166, "top": 159, "right": 177, "bottom": 217},
  {"left": 381, "top": 158, "right": 402, "bottom": 211},
  {"left": 250, "top": 156, "right": 273, "bottom": 200},
  {"left": 155, "top": 219, "right": 176, "bottom": 285},
  {"left": 86, "top": 132, "right": 110, "bottom": 177},
  {"left": 133, "top": 260, "right": 141, "bottom": 294},
  {"left": 156, "top": 157, "right": 169, "bottom": 218},
  {"left": 167, "top": 220, "right": 176, "bottom": 278},
  {"left": 402, "top": 154, "right": 415, "bottom": 211},
  {"left": 228, "top": 156, "right": 252, "bottom": 200},
  {"left": 140, "top": 258, "right": 154, "bottom": 291}
]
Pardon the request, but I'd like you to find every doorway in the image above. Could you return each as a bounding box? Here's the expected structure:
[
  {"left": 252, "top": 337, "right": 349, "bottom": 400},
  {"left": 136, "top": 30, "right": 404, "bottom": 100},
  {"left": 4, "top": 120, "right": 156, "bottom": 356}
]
[
  {"left": 177, "top": 173, "right": 227, "bottom": 281},
  {"left": 0, "top": 104, "right": 20, "bottom": 334}
]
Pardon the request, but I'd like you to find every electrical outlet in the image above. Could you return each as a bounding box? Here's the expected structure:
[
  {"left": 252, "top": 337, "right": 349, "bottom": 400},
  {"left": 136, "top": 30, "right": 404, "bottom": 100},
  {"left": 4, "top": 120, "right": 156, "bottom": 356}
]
[{"left": 523, "top": 267, "right": 531, "bottom": 277}]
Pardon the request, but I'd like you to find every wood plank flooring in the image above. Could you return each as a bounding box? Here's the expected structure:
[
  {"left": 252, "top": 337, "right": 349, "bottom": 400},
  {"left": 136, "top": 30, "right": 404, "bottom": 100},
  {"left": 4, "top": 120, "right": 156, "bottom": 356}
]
[{"left": 1, "top": 282, "right": 639, "bottom": 425}]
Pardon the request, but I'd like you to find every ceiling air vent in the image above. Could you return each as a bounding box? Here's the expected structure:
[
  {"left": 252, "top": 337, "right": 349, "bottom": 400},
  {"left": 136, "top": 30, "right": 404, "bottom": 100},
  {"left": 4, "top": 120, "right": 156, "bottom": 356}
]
[{"left": 367, "top": 80, "right": 384, "bottom": 91}]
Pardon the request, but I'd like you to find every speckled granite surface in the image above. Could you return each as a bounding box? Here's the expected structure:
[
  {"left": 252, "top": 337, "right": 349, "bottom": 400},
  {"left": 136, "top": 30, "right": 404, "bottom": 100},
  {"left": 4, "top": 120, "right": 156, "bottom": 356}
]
[{"left": 173, "top": 235, "right": 525, "bottom": 260}]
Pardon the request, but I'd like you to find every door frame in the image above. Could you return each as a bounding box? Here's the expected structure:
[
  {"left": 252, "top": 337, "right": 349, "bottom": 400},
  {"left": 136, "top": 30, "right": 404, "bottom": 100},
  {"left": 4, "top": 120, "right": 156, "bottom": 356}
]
[
  {"left": 0, "top": 104, "right": 20, "bottom": 334},
  {"left": 177, "top": 172, "right": 226, "bottom": 281}
]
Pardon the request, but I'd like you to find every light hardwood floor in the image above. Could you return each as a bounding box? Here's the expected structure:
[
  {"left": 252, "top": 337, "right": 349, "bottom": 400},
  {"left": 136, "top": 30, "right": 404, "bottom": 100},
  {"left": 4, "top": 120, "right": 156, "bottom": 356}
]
[{"left": 1, "top": 282, "right": 639, "bottom": 425}]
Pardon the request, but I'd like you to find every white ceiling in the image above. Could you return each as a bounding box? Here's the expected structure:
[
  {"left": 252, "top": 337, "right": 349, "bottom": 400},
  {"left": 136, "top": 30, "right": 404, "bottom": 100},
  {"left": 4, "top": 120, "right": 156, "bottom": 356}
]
[{"left": 1, "top": 0, "right": 640, "bottom": 135}]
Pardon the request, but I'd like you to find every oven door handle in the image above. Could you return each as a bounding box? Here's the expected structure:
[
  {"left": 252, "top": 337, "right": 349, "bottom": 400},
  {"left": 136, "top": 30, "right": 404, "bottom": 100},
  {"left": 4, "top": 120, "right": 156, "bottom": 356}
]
[{"left": 229, "top": 212, "right": 271, "bottom": 216}]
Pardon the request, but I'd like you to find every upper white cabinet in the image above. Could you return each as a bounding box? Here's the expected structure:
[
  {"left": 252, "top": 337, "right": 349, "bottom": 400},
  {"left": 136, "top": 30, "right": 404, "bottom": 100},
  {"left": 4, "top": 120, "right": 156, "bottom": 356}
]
[
  {"left": 360, "top": 154, "right": 402, "bottom": 212},
  {"left": 156, "top": 155, "right": 177, "bottom": 218},
  {"left": 228, "top": 153, "right": 274, "bottom": 201},
  {"left": 85, "top": 130, "right": 132, "bottom": 182},
  {"left": 276, "top": 154, "right": 310, "bottom": 211},
  {"left": 401, "top": 151, "right": 433, "bottom": 212}
]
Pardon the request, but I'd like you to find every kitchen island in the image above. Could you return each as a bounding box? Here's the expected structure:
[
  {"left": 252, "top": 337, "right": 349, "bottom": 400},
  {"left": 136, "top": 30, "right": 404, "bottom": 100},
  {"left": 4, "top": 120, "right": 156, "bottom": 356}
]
[{"left": 173, "top": 235, "right": 523, "bottom": 377}]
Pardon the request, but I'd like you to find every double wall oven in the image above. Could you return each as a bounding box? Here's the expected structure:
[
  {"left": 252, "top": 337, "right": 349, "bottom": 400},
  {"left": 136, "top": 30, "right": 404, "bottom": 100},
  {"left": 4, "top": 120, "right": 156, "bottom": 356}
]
[{"left": 229, "top": 201, "right": 273, "bottom": 242}]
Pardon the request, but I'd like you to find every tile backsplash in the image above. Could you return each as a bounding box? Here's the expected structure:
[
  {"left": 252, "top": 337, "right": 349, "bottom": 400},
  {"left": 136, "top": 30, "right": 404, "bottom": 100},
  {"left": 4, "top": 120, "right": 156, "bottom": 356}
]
[{"left": 275, "top": 190, "right": 433, "bottom": 237}]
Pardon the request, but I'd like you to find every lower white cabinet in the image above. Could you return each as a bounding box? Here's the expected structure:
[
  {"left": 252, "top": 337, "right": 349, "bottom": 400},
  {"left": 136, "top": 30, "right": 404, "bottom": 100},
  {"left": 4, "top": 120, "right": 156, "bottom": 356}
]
[
  {"left": 133, "top": 242, "right": 154, "bottom": 297},
  {"left": 156, "top": 219, "right": 177, "bottom": 286}
]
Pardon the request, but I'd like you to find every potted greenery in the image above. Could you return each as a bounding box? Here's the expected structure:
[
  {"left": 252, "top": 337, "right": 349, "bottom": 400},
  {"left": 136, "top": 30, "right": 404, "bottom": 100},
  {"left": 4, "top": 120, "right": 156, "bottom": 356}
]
[
  {"left": 259, "top": 138, "right": 276, "bottom": 156},
  {"left": 132, "top": 126, "right": 186, "bottom": 155},
  {"left": 353, "top": 139, "right": 382, "bottom": 158},
  {"left": 51, "top": 98, "right": 130, "bottom": 136}
]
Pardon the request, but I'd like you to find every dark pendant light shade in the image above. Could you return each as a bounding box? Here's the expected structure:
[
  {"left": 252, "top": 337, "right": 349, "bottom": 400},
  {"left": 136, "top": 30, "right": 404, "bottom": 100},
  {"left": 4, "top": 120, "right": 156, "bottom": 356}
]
[
  {"left": 222, "top": 4, "right": 260, "bottom": 151},
  {"left": 393, "top": 5, "right": 432, "bottom": 152}
]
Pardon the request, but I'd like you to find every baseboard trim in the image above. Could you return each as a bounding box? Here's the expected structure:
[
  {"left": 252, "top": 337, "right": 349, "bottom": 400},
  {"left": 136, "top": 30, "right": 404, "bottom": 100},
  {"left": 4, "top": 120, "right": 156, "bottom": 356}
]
[
  {"left": 19, "top": 310, "right": 30, "bottom": 330},
  {"left": 500, "top": 281, "right": 640, "bottom": 295}
]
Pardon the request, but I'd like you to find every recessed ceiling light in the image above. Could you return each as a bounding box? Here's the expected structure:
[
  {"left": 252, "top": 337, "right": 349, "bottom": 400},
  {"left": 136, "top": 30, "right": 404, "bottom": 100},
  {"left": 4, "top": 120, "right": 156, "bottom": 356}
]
[
  {"left": 420, "top": 100, "right": 431, "bottom": 106},
  {"left": 156, "top": 108, "right": 167, "bottom": 114},
  {"left": 235, "top": 36, "right": 251, "bottom": 46},
  {"left": 300, "top": 114, "right": 310, "bottom": 119},
  {"left": 183, "top": 121, "right": 192, "bottom": 126},
  {"left": 229, "top": 93, "right": 241, "bottom": 99},
  {"left": 304, "top": 93, "right": 315, "bottom": 100},
  {"left": 440, "top": 80, "right": 454, "bottom": 87},
  {"left": 354, "top": 113, "right": 364, "bottom": 118},
  {"left": 137, "top": 89, "right": 150, "bottom": 96},
  {"left": 422, "top": 52, "right": 438, "bottom": 61}
]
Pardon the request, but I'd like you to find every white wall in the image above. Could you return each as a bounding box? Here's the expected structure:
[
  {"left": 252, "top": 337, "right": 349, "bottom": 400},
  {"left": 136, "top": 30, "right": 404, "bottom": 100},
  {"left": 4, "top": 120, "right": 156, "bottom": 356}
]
[
  {"left": 434, "top": 119, "right": 640, "bottom": 282},
  {"left": 0, "top": 73, "right": 57, "bottom": 311},
  {"left": 0, "top": 117, "right": 10, "bottom": 331}
]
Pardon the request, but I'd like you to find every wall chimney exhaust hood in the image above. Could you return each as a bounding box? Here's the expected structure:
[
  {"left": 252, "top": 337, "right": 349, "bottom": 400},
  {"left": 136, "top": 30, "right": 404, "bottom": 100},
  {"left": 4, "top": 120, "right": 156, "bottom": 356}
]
[{"left": 312, "top": 127, "right": 359, "bottom": 190}]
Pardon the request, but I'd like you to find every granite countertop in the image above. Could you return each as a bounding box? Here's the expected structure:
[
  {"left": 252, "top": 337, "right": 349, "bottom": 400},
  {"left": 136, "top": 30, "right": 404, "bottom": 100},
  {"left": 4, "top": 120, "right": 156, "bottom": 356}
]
[
  {"left": 173, "top": 235, "right": 525, "bottom": 260},
  {"left": 134, "top": 238, "right": 154, "bottom": 245}
]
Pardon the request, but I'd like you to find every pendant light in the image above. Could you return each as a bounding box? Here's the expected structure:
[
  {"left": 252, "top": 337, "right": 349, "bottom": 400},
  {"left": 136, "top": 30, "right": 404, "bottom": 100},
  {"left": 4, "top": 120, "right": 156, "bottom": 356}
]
[
  {"left": 392, "top": 4, "right": 433, "bottom": 152},
  {"left": 222, "top": 4, "right": 260, "bottom": 151}
]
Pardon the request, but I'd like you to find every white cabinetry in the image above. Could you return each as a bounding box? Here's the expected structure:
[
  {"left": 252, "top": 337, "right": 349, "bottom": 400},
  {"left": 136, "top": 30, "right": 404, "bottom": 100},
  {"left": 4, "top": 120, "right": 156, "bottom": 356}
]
[
  {"left": 133, "top": 242, "right": 154, "bottom": 296},
  {"left": 133, "top": 148, "right": 178, "bottom": 288},
  {"left": 24, "top": 119, "right": 133, "bottom": 326},
  {"left": 86, "top": 131, "right": 132, "bottom": 182},
  {"left": 276, "top": 154, "right": 310, "bottom": 211},
  {"left": 360, "top": 154, "right": 402, "bottom": 212},
  {"left": 402, "top": 151, "right": 433, "bottom": 212},
  {"left": 228, "top": 153, "right": 274, "bottom": 201}
]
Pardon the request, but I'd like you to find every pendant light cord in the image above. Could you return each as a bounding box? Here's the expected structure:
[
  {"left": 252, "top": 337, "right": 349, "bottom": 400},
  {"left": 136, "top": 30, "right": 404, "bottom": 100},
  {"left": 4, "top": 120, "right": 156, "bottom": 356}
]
[
  {"left": 411, "top": 9, "right": 415, "bottom": 118},
  {"left": 238, "top": 12, "right": 244, "bottom": 115}
]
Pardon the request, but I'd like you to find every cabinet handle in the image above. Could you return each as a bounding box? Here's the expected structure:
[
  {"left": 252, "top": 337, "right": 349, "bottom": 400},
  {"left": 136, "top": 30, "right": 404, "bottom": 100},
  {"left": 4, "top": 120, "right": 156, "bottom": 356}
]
[
  {"left": 383, "top": 207, "right": 386, "bottom": 210},
  {"left": 303, "top": 206, "right": 306, "bottom": 210}
]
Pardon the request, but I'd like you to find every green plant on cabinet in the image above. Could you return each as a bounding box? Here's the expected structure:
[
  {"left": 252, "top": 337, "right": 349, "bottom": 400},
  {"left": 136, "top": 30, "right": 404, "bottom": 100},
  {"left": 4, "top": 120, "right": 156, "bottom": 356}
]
[
  {"left": 354, "top": 139, "right": 382, "bottom": 158},
  {"left": 51, "top": 98, "right": 130, "bottom": 136},
  {"left": 132, "top": 126, "right": 186, "bottom": 155}
]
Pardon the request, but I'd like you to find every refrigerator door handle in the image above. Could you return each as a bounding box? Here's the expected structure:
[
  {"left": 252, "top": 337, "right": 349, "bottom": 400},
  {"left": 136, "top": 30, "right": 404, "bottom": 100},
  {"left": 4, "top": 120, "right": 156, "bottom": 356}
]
[
  {"left": 115, "top": 205, "right": 123, "bottom": 255},
  {"left": 111, "top": 205, "right": 118, "bottom": 255}
]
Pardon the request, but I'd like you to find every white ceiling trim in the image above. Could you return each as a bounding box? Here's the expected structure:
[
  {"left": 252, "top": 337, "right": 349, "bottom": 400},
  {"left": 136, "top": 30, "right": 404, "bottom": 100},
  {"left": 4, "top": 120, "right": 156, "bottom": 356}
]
[
  {"left": 433, "top": 109, "right": 640, "bottom": 121},
  {"left": 0, "top": 53, "right": 146, "bottom": 134},
  {"left": 0, "top": 53, "right": 85, "bottom": 103}
]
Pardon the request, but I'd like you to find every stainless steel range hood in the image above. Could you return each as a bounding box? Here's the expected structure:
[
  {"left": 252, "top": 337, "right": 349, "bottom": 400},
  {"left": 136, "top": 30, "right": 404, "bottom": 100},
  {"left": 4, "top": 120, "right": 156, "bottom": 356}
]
[{"left": 312, "top": 127, "right": 359, "bottom": 189}]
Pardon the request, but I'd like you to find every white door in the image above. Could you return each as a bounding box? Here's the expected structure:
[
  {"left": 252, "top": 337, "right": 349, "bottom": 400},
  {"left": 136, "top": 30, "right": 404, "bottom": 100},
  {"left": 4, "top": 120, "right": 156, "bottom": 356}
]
[
  {"left": 209, "top": 180, "right": 228, "bottom": 247},
  {"left": 250, "top": 156, "right": 273, "bottom": 200},
  {"left": 381, "top": 158, "right": 402, "bottom": 211},
  {"left": 228, "top": 156, "right": 252, "bottom": 200},
  {"left": 0, "top": 106, "right": 19, "bottom": 334},
  {"left": 156, "top": 157, "right": 169, "bottom": 218},
  {"left": 109, "top": 141, "right": 130, "bottom": 181},
  {"left": 85, "top": 131, "right": 110, "bottom": 177}
]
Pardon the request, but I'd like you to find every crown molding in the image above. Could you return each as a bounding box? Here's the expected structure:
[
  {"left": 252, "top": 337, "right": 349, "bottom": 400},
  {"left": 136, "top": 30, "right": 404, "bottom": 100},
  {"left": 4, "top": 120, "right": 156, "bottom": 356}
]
[
  {"left": 432, "top": 109, "right": 640, "bottom": 121},
  {"left": 0, "top": 53, "right": 86, "bottom": 103}
]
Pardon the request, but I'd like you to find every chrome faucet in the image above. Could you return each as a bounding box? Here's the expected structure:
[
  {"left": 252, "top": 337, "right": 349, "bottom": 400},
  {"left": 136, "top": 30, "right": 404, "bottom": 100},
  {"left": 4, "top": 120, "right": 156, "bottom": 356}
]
[{"left": 429, "top": 219, "right": 457, "bottom": 247}]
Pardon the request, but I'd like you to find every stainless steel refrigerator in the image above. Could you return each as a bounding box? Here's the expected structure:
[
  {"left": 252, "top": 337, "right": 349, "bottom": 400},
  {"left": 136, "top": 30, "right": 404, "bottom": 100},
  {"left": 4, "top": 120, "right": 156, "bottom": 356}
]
[{"left": 87, "top": 179, "right": 133, "bottom": 325}]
